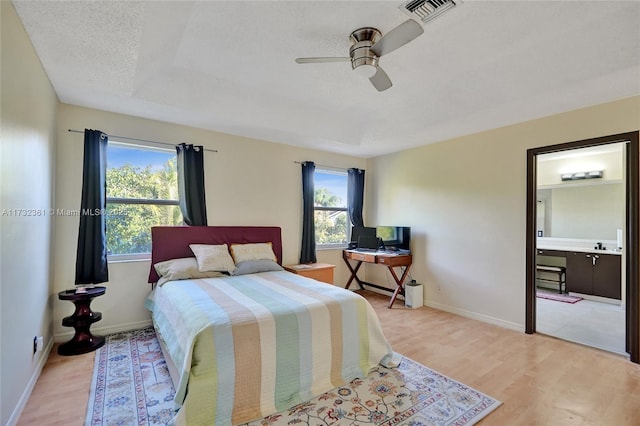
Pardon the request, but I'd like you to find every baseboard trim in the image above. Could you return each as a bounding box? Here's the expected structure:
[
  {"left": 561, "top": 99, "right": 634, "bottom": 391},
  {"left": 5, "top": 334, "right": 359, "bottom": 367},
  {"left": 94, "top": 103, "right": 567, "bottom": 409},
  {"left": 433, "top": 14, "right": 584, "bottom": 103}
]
[
  {"left": 360, "top": 285, "right": 403, "bottom": 300},
  {"left": 6, "top": 337, "right": 54, "bottom": 426},
  {"left": 12, "top": 321, "right": 154, "bottom": 424},
  {"left": 54, "top": 319, "right": 153, "bottom": 342},
  {"left": 358, "top": 286, "right": 523, "bottom": 332},
  {"left": 424, "top": 300, "right": 524, "bottom": 332}
]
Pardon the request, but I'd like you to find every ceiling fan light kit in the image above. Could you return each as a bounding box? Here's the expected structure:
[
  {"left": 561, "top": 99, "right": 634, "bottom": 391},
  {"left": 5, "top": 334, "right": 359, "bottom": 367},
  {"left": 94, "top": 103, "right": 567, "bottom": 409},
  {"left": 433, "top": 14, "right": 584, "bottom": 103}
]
[
  {"left": 295, "top": 19, "right": 424, "bottom": 92},
  {"left": 349, "top": 27, "right": 381, "bottom": 73}
]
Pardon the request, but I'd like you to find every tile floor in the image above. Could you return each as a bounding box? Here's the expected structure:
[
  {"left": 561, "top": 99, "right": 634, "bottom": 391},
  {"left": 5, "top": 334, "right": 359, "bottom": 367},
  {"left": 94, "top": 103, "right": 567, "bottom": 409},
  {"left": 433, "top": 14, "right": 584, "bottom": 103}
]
[{"left": 536, "top": 292, "right": 626, "bottom": 355}]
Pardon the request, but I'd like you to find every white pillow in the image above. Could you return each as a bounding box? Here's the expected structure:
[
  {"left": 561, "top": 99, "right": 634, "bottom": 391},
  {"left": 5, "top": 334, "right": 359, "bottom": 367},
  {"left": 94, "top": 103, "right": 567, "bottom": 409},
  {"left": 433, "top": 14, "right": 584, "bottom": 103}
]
[
  {"left": 230, "top": 242, "right": 277, "bottom": 264},
  {"left": 189, "top": 244, "right": 236, "bottom": 273},
  {"left": 231, "top": 259, "right": 283, "bottom": 276},
  {"left": 154, "top": 257, "right": 226, "bottom": 286}
]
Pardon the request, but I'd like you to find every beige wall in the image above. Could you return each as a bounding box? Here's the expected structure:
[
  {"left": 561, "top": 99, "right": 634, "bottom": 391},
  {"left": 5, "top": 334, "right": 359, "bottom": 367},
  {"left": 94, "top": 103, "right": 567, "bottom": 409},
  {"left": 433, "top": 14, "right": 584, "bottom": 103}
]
[
  {"left": 1, "top": 2, "right": 59, "bottom": 424},
  {"left": 367, "top": 96, "right": 639, "bottom": 329},
  {"left": 54, "top": 104, "right": 367, "bottom": 338}
]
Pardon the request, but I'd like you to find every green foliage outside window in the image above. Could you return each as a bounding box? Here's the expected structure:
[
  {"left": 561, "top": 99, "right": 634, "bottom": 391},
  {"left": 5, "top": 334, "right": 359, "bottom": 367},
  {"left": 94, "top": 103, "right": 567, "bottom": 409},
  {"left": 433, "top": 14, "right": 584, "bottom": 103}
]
[
  {"left": 106, "top": 160, "right": 350, "bottom": 253},
  {"left": 106, "top": 159, "right": 182, "bottom": 255},
  {"left": 314, "top": 187, "right": 348, "bottom": 244}
]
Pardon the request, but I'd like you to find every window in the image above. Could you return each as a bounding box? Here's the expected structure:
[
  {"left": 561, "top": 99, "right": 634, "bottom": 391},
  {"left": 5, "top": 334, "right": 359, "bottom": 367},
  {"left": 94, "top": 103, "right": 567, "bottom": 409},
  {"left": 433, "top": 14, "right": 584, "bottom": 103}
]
[
  {"left": 314, "top": 169, "right": 349, "bottom": 247},
  {"left": 106, "top": 142, "right": 182, "bottom": 259}
]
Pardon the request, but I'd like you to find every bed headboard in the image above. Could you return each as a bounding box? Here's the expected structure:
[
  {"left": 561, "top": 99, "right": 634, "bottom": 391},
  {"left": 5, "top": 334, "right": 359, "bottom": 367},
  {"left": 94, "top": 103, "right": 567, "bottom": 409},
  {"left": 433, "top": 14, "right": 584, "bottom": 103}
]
[{"left": 148, "top": 226, "right": 283, "bottom": 283}]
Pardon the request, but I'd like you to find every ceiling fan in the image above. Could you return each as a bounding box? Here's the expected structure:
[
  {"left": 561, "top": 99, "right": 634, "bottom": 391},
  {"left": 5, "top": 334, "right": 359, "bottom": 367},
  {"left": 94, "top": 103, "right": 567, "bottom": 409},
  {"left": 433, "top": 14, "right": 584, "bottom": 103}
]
[{"left": 295, "top": 19, "right": 424, "bottom": 92}]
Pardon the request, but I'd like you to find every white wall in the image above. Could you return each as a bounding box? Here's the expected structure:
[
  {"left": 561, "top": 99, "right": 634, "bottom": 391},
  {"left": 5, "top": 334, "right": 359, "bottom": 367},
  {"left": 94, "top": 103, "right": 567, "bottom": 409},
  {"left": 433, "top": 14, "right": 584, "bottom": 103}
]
[
  {"left": 54, "top": 104, "right": 367, "bottom": 338},
  {"left": 0, "top": 2, "right": 59, "bottom": 424},
  {"left": 366, "top": 96, "right": 639, "bottom": 330}
]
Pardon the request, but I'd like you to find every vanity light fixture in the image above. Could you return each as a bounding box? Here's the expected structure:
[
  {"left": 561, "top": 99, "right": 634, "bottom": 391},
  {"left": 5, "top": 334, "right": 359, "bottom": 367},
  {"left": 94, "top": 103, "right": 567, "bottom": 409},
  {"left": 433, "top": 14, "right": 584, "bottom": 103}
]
[{"left": 560, "top": 170, "right": 603, "bottom": 181}]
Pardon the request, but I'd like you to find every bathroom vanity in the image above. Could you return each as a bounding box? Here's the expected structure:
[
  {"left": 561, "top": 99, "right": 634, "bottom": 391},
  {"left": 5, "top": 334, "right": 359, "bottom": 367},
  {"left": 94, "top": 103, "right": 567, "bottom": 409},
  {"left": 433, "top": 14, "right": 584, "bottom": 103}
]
[{"left": 537, "top": 241, "right": 621, "bottom": 300}]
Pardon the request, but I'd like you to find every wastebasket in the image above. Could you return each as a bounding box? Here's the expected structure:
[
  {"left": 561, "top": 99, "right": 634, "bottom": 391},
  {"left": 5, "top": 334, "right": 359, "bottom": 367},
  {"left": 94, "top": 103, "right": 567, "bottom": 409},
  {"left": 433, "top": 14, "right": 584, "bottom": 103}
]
[{"left": 405, "top": 280, "right": 423, "bottom": 309}]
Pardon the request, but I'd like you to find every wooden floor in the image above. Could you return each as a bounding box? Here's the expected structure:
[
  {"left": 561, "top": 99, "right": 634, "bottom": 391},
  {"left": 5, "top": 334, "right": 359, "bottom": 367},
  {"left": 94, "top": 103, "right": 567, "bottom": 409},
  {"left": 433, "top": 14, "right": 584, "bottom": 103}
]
[
  {"left": 17, "top": 342, "right": 94, "bottom": 425},
  {"left": 18, "top": 290, "right": 640, "bottom": 425}
]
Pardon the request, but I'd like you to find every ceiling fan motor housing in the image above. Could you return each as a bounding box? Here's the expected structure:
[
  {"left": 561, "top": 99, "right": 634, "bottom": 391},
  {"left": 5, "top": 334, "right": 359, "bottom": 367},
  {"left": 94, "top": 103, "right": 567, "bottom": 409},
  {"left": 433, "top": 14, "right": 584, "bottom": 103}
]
[
  {"left": 349, "top": 27, "right": 381, "bottom": 73},
  {"left": 294, "top": 20, "right": 424, "bottom": 91}
]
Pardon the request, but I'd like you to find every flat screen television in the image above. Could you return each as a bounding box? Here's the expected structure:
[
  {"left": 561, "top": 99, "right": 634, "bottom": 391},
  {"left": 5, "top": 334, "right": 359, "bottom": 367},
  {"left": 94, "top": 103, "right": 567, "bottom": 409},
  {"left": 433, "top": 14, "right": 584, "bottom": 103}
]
[
  {"left": 376, "top": 226, "right": 411, "bottom": 252},
  {"left": 349, "top": 226, "right": 377, "bottom": 248}
]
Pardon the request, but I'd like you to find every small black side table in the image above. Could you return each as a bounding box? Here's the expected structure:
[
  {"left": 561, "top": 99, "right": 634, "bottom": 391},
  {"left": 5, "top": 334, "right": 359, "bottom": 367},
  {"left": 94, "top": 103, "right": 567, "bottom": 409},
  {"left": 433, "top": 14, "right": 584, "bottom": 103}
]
[{"left": 57, "top": 286, "right": 106, "bottom": 356}]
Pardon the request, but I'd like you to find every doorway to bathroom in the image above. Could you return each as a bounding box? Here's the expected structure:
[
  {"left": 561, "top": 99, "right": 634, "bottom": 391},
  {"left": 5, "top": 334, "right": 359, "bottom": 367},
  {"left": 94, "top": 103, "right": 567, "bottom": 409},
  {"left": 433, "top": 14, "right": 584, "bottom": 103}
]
[
  {"left": 536, "top": 143, "right": 625, "bottom": 354},
  {"left": 525, "top": 131, "right": 639, "bottom": 363}
]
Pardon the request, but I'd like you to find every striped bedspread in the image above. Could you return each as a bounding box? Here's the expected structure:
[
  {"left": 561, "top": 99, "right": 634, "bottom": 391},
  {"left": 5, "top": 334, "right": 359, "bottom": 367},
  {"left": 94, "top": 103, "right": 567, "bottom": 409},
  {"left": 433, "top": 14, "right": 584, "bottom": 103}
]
[{"left": 145, "top": 270, "right": 397, "bottom": 426}]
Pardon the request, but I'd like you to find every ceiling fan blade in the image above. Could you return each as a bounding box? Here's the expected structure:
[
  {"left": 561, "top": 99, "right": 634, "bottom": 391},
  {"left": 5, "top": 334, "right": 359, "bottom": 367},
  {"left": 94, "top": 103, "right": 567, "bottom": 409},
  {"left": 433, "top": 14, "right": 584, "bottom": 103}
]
[
  {"left": 295, "top": 57, "right": 350, "bottom": 64},
  {"left": 370, "top": 19, "right": 424, "bottom": 57},
  {"left": 369, "top": 67, "right": 392, "bottom": 92}
]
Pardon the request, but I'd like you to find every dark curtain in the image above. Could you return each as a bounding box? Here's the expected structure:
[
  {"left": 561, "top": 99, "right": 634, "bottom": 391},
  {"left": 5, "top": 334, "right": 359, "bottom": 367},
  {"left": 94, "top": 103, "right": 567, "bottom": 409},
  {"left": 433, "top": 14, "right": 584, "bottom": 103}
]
[
  {"left": 75, "top": 129, "right": 109, "bottom": 284},
  {"left": 347, "top": 168, "right": 365, "bottom": 227},
  {"left": 176, "top": 143, "right": 208, "bottom": 226},
  {"left": 300, "top": 161, "right": 317, "bottom": 264}
]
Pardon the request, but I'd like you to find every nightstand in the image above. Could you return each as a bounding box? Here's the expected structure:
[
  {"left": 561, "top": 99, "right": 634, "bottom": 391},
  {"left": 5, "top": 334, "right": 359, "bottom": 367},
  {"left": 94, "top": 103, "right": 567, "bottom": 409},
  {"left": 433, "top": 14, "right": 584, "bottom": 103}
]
[
  {"left": 284, "top": 263, "right": 336, "bottom": 284},
  {"left": 57, "top": 286, "right": 106, "bottom": 356}
]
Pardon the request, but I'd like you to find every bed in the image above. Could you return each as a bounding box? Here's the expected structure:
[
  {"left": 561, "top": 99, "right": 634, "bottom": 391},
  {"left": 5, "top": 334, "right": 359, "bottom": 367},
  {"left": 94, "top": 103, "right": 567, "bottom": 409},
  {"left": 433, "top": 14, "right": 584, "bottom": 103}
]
[{"left": 144, "top": 226, "right": 398, "bottom": 426}]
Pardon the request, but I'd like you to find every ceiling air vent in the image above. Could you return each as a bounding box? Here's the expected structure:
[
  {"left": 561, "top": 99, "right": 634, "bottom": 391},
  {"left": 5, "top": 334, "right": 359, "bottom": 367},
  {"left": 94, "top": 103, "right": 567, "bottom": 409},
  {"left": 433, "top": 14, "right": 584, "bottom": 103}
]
[{"left": 399, "top": 0, "right": 460, "bottom": 24}]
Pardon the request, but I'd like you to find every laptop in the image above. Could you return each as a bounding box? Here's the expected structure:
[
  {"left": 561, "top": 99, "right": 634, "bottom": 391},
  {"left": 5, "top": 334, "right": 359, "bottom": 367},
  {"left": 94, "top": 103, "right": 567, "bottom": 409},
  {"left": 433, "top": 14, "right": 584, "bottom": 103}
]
[{"left": 357, "top": 235, "right": 381, "bottom": 251}]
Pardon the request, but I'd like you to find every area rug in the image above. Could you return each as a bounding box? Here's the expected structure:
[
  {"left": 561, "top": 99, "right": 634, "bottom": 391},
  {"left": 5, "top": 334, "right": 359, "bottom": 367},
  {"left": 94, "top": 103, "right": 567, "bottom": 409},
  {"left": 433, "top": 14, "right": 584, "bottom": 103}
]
[
  {"left": 87, "top": 328, "right": 502, "bottom": 426},
  {"left": 85, "top": 327, "right": 175, "bottom": 426},
  {"left": 536, "top": 290, "right": 583, "bottom": 304},
  {"left": 241, "top": 357, "right": 501, "bottom": 426}
]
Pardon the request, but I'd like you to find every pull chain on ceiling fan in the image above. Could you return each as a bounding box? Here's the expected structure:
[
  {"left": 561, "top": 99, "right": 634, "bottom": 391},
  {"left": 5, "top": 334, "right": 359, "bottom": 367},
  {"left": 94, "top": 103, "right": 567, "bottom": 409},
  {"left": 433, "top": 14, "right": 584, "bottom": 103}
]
[{"left": 295, "top": 19, "right": 424, "bottom": 92}]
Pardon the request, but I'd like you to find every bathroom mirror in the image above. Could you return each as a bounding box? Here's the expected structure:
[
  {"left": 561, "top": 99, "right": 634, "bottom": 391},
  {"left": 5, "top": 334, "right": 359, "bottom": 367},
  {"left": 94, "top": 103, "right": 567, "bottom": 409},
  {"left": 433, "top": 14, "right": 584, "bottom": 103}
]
[
  {"left": 537, "top": 184, "right": 623, "bottom": 240},
  {"left": 536, "top": 143, "right": 625, "bottom": 241}
]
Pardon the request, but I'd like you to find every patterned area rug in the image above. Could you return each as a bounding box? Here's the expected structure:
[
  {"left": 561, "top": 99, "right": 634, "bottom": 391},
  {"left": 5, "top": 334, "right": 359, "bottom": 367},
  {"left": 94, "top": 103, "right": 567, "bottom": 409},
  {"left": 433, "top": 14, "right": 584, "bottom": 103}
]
[
  {"left": 86, "top": 328, "right": 501, "bottom": 426},
  {"left": 86, "top": 327, "right": 175, "bottom": 426},
  {"left": 242, "top": 357, "right": 501, "bottom": 426}
]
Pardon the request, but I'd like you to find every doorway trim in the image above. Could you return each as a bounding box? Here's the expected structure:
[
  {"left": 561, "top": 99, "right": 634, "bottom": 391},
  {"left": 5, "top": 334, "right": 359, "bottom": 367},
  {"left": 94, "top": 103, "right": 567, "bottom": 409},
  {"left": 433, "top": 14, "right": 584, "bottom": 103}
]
[{"left": 525, "top": 131, "right": 639, "bottom": 363}]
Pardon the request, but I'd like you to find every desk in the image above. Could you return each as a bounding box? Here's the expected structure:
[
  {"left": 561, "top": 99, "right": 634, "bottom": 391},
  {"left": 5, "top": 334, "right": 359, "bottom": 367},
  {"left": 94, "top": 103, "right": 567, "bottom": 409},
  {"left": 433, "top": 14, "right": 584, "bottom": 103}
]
[{"left": 342, "top": 250, "right": 412, "bottom": 308}]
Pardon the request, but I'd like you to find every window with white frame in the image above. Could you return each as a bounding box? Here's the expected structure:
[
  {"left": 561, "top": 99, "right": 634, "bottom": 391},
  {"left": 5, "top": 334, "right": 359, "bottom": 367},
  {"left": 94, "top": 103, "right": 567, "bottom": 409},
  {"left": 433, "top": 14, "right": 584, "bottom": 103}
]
[
  {"left": 314, "top": 168, "right": 349, "bottom": 247},
  {"left": 106, "top": 142, "right": 182, "bottom": 258}
]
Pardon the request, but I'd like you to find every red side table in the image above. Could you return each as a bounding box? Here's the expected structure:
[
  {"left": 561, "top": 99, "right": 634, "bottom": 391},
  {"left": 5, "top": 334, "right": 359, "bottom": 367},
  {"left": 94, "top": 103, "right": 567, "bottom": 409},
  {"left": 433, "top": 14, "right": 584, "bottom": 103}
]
[{"left": 57, "top": 286, "right": 106, "bottom": 356}]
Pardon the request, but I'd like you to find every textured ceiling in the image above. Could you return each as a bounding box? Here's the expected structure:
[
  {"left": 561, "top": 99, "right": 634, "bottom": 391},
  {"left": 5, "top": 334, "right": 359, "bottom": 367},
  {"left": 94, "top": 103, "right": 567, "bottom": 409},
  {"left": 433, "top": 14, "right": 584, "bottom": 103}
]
[{"left": 13, "top": 1, "right": 640, "bottom": 158}]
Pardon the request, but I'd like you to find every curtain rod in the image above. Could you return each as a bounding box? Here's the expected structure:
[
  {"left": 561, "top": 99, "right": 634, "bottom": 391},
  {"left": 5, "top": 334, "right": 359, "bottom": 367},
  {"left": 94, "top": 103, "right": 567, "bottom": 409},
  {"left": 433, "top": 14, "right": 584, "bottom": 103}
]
[
  {"left": 294, "top": 161, "right": 360, "bottom": 172},
  {"left": 67, "top": 129, "right": 218, "bottom": 152}
]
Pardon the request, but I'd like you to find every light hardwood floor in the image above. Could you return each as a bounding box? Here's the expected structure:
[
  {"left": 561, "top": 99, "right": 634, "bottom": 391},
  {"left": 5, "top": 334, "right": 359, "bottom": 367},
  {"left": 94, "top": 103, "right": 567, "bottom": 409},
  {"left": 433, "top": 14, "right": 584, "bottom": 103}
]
[{"left": 18, "top": 290, "right": 640, "bottom": 425}]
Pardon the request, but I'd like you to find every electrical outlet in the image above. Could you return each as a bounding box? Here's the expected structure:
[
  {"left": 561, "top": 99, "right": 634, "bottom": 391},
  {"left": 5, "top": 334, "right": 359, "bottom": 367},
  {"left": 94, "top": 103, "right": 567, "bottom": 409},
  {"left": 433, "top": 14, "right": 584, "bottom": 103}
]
[{"left": 33, "top": 336, "right": 44, "bottom": 354}]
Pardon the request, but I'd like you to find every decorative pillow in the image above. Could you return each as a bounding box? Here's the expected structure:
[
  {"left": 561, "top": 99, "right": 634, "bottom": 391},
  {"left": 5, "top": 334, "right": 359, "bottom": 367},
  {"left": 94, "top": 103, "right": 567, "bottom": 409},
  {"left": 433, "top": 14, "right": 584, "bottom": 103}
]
[
  {"left": 189, "top": 244, "right": 236, "bottom": 273},
  {"left": 154, "top": 257, "right": 226, "bottom": 286},
  {"left": 230, "top": 242, "right": 277, "bottom": 264},
  {"left": 232, "top": 259, "right": 283, "bottom": 276}
]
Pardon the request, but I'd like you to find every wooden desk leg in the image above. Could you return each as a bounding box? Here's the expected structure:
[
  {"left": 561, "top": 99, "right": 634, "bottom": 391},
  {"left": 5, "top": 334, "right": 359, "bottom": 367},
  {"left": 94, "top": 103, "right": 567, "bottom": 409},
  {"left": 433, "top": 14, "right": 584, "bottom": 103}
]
[
  {"left": 387, "top": 266, "right": 412, "bottom": 308},
  {"left": 344, "top": 259, "right": 364, "bottom": 290}
]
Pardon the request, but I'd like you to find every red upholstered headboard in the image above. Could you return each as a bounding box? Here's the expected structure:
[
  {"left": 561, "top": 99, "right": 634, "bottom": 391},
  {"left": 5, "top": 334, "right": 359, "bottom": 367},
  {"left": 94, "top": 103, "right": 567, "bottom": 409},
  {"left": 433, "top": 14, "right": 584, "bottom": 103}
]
[{"left": 148, "top": 226, "right": 283, "bottom": 283}]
